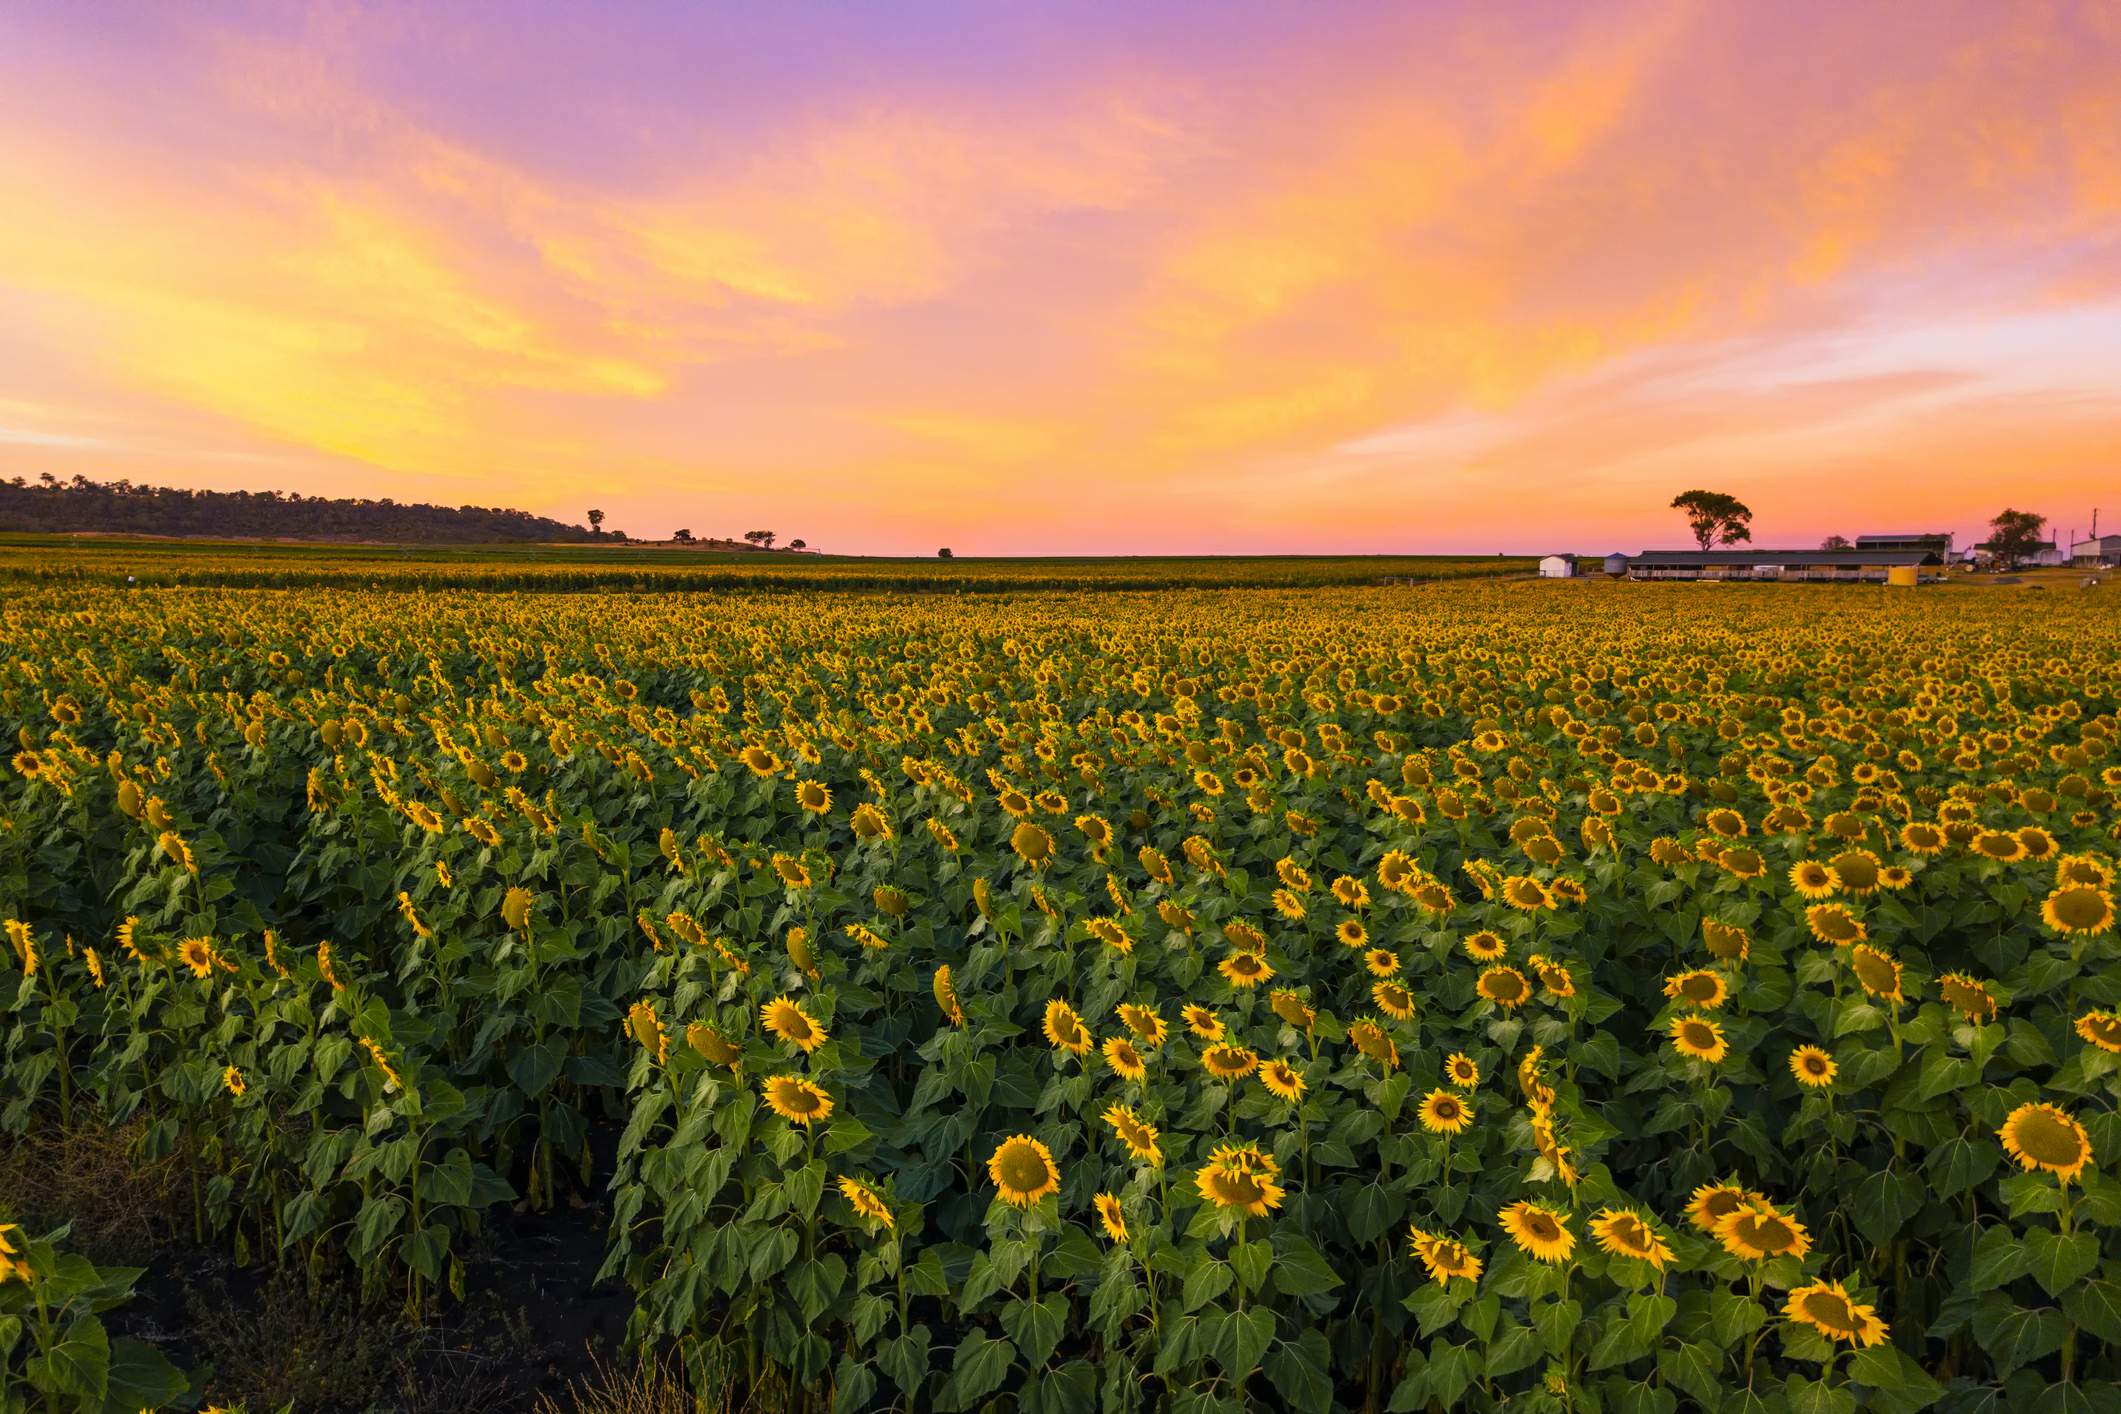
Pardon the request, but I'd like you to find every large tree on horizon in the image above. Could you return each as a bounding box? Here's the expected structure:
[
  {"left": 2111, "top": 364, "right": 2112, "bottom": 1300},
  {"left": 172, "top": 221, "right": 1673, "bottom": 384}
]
[
  {"left": 1986, "top": 508, "right": 2047, "bottom": 570},
  {"left": 1671, "top": 490, "right": 1754, "bottom": 550}
]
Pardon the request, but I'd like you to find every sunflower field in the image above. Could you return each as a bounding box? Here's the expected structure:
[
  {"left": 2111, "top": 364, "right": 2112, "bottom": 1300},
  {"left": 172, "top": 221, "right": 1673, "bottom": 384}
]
[{"left": 4, "top": 573, "right": 2120, "bottom": 1413}]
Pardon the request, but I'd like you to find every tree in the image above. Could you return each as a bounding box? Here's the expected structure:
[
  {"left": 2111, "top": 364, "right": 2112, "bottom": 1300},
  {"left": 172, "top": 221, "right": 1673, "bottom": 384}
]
[
  {"left": 587, "top": 508, "right": 604, "bottom": 535},
  {"left": 1986, "top": 508, "right": 2047, "bottom": 570},
  {"left": 672, "top": 528, "right": 693, "bottom": 543},
  {"left": 1820, "top": 534, "right": 1851, "bottom": 550},
  {"left": 788, "top": 538, "right": 806, "bottom": 550},
  {"left": 1670, "top": 490, "right": 1754, "bottom": 550},
  {"left": 742, "top": 530, "right": 778, "bottom": 549},
  {"left": 938, "top": 547, "right": 954, "bottom": 559}
]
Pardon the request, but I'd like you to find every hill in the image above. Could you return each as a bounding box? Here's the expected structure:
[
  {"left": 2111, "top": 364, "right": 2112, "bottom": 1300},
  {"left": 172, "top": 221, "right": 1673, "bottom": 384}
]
[{"left": 0, "top": 474, "right": 600, "bottom": 544}]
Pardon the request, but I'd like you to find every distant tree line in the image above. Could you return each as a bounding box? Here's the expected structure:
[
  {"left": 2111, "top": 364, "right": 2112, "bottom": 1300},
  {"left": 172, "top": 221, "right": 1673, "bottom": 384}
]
[{"left": 0, "top": 474, "right": 605, "bottom": 543}]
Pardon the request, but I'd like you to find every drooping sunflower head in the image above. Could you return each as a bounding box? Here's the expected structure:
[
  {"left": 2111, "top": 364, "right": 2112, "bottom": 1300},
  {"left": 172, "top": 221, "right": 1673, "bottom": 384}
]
[
  {"left": 626, "top": 1000, "right": 670, "bottom": 1064},
  {"left": 2076, "top": 1009, "right": 2121, "bottom": 1055},
  {"left": 763, "top": 1074, "right": 834, "bottom": 1128},
  {"left": 1700, "top": 918, "right": 1751, "bottom": 962},
  {"left": 1101, "top": 1103, "right": 1162, "bottom": 1166},
  {"left": 1499, "top": 1200, "right": 1575, "bottom": 1264},
  {"left": 1717, "top": 846, "right": 1765, "bottom": 880},
  {"left": 760, "top": 996, "right": 827, "bottom": 1054},
  {"left": 1201, "top": 1043, "right": 1260, "bottom": 1081},
  {"left": 1094, "top": 1192, "right": 1129, "bottom": 1242},
  {"left": 1043, "top": 999, "right": 1092, "bottom": 1055},
  {"left": 1086, "top": 917, "right": 1134, "bottom": 955},
  {"left": 1477, "top": 966, "right": 1530, "bottom": 1010},
  {"left": 1194, "top": 1151, "right": 1286, "bottom": 1217},
  {"left": 1849, "top": 944, "right": 1904, "bottom": 1003},
  {"left": 1716, "top": 1201, "right": 1812, "bottom": 1262},
  {"left": 1805, "top": 903, "right": 1866, "bottom": 947},
  {"left": 988, "top": 1134, "right": 1061, "bottom": 1208},
  {"left": 837, "top": 1175, "right": 894, "bottom": 1230},
  {"left": 1268, "top": 989, "right": 1315, "bottom": 1033},
  {"left": 1182, "top": 1004, "right": 1224, "bottom": 1042},
  {"left": 686, "top": 1022, "right": 742, "bottom": 1069},
  {"left": 1417, "top": 1088, "right": 1472, "bottom": 1135},
  {"left": 1590, "top": 1208, "right": 1672, "bottom": 1271},
  {"left": 1998, "top": 1102, "right": 2092, "bottom": 1184},
  {"left": 1347, "top": 1018, "right": 1399, "bottom": 1070},
  {"left": 1785, "top": 1280, "right": 1889, "bottom": 1347},
  {"left": 1685, "top": 1182, "right": 1756, "bottom": 1232},
  {"left": 1937, "top": 973, "right": 1999, "bottom": 1023}
]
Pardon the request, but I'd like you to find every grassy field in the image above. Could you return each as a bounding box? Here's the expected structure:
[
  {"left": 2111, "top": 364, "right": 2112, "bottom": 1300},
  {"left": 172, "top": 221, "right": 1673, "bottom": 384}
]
[{"left": 2, "top": 563, "right": 2119, "bottom": 1412}]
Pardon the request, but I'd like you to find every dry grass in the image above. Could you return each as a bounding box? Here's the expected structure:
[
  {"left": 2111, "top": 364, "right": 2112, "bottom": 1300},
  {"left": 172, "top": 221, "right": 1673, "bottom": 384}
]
[
  {"left": 0, "top": 1113, "right": 183, "bottom": 1257},
  {"left": 532, "top": 1354, "right": 707, "bottom": 1414}
]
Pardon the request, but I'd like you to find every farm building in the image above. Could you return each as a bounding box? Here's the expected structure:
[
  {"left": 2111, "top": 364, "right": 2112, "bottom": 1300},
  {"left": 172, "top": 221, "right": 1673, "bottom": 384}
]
[
  {"left": 1538, "top": 554, "right": 1578, "bottom": 578},
  {"left": 1627, "top": 548, "right": 1941, "bottom": 582},
  {"left": 1969, "top": 539, "right": 2067, "bottom": 568},
  {"left": 1855, "top": 532, "right": 1954, "bottom": 556},
  {"left": 1539, "top": 553, "right": 1631, "bottom": 579},
  {"left": 2071, "top": 535, "right": 2121, "bottom": 567}
]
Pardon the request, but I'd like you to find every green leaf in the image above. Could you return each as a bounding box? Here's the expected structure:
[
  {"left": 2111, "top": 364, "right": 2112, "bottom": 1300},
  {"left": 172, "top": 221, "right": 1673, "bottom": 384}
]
[
  {"left": 1927, "top": 1136, "right": 2000, "bottom": 1197},
  {"left": 1264, "top": 1329, "right": 1333, "bottom": 1411},
  {"left": 1182, "top": 1259, "right": 1233, "bottom": 1312},
  {"left": 1847, "top": 1343, "right": 1944, "bottom": 1413},
  {"left": 1784, "top": 1372, "right": 1859, "bottom": 1414},
  {"left": 2023, "top": 1229, "right": 2097, "bottom": 1298},
  {"left": 351, "top": 1193, "right": 406, "bottom": 1262},
  {"left": 1485, "top": 1322, "right": 1544, "bottom": 1378},
  {"left": 2063, "top": 1279, "right": 2121, "bottom": 1344},
  {"left": 1658, "top": 1341, "right": 1720, "bottom": 1405},
  {"left": 1205, "top": 1306, "right": 1275, "bottom": 1380},
  {"left": 878, "top": 1326, "right": 931, "bottom": 1395},
  {"left": 1269, "top": 1235, "right": 1342, "bottom": 1300},
  {"left": 1968, "top": 1225, "right": 2029, "bottom": 1292},
  {"left": 102, "top": 1335, "right": 186, "bottom": 1414},
  {"left": 1229, "top": 1235, "right": 1270, "bottom": 1294},
  {"left": 1003, "top": 1296, "right": 1066, "bottom": 1369},
  {"left": 951, "top": 1330, "right": 1014, "bottom": 1405},
  {"left": 28, "top": 1315, "right": 110, "bottom": 1401},
  {"left": 1423, "top": 1340, "right": 1474, "bottom": 1408},
  {"left": 1972, "top": 1299, "right": 2066, "bottom": 1376},
  {"left": 1707, "top": 1291, "right": 1767, "bottom": 1347},
  {"left": 508, "top": 1037, "right": 566, "bottom": 1098}
]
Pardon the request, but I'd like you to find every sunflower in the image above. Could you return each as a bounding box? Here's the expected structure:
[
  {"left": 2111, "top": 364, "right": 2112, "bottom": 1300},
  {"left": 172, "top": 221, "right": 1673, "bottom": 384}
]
[
  {"left": 1937, "top": 973, "right": 1999, "bottom": 1023},
  {"left": 1372, "top": 980, "right": 1417, "bottom": 1021},
  {"left": 1477, "top": 965, "right": 1530, "bottom": 1010},
  {"left": 837, "top": 1176, "right": 893, "bottom": 1230},
  {"left": 1899, "top": 821, "right": 1946, "bottom": 855},
  {"left": 1972, "top": 830, "right": 2026, "bottom": 863},
  {"left": 1202, "top": 1043, "right": 1260, "bottom": 1081},
  {"left": 1182, "top": 1004, "right": 1224, "bottom": 1041},
  {"left": 763, "top": 1074, "right": 835, "bottom": 1127},
  {"left": 1445, "top": 1052, "right": 1480, "bottom": 1089},
  {"left": 1878, "top": 865, "right": 1913, "bottom": 891},
  {"left": 1116, "top": 1003, "right": 1168, "bottom": 1048},
  {"left": 1700, "top": 918, "right": 1751, "bottom": 962},
  {"left": 760, "top": 996, "right": 827, "bottom": 1054},
  {"left": 178, "top": 936, "right": 222, "bottom": 979},
  {"left": 1716, "top": 1202, "right": 1812, "bottom": 1262},
  {"left": 2042, "top": 886, "right": 2115, "bottom": 938},
  {"left": 1461, "top": 930, "right": 1508, "bottom": 962},
  {"left": 1010, "top": 821, "right": 1056, "bottom": 868},
  {"left": 1998, "top": 1102, "right": 2092, "bottom": 1183},
  {"left": 1668, "top": 1014, "right": 1729, "bottom": 1064},
  {"left": 1849, "top": 944, "right": 1904, "bottom": 1003},
  {"left": 627, "top": 1000, "right": 670, "bottom": 1064},
  {"left": 988, "top": 1134, "right": 1061, "bottom": 1208},
  {"left": 1102, "top": 1103, "right": 1163, "bottom": 1166},
  {"left": 2076, "top": 1009, "right": 2121, "bottom": 1054},
  {"left": 1535, "top": 961, "right": 1575, "bottom": 999},
  {"left": 1268, "top": 988, "right": 1317, "bottom": 1033},
  {"left": 1103, "top": 1035, "right": 1148, "bottom": 1082},
  {"left": 1377, "top": 850, "right": 1417, "bottom": 892},
  {"left": 1663, "top": 970, "right": 1728, "bottom": 1010},
  {"left": 1094, "top": 1192, "right": 1129, "bottom": 1242},
  {"left": 1686, "top": 1182, "right": 1757, "bottom": 1233},
  {"left": 1043, "top": 1000, "right": 1093, "bottom": 1055},
  {"left": 1784, "top": 1280, "right": 1889, "bottom": 1347},
  {"left": 1501, "top": 876, "right": 1554, "bottom": 911},
  {"left": 223, "top": 1065, "right": 247, "bottom": 1097},
  {"left": 1499, "top": 1201, "right": 1575, "bottom": 1264},
  {"left": 687, "top": 1022, "right": 743, "bottom": 1069},
  {"left": 739, "top": 745, "right": 783, "bottom": 777},
  {"left": 1335, "top": 917, "right": 1369, "bottom": 949},
  {"left": 1789, "top": 1046, "right": 1837, "bottom": 1087},
  {"left": 1219, "top": 951, "right": 1274, "bottom": 989},
  {"left": 1194, "top": 1147, "right": 1285, "bottom": 1217},
  {"left": 771, "top": 854, "right": 814, "bottom": 889},
  {"left": 1704, "top": 807, "right": 1748, "bottom": 838},
  {"left": 0, "top": 1223, "right": 29, "bottom": 1284},
  {"left": 1590, "top": 1208, "right": 1673, "bottom": 1272},
  {"left": 1333, "top": 876, "right": 1370, "bottom": 909},
  {"left": 1787, "top": 860, "right": 1838, "bottom": 899},
  {"left": 1407, "top": 1226, "right": 1483, "bottom": 1284},
  {"left": 1804, "top": 904, "right": 1866, "bottom": 947},
  {"left": 1347, "top": 1018, "right": 1399, "bottom": 1070},
  {"left": 1418, "top": 1088, "right": 1472, "bottom": 1135},
  {"left": 1717, "top": 846, "right": 1765, "bottom": 880},
  {"left": 2056, "top": 854, "right": 2115, "bottom": 889},
  {"left": 1258, "top": 1058, "right": 1306, "bottom": 1102}
]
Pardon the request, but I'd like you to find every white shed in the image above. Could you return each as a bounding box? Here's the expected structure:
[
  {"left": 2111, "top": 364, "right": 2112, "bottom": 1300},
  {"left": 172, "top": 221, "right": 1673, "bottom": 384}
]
[{"left": 1538, "top": 554, "right": 1577, "bottom": 579}]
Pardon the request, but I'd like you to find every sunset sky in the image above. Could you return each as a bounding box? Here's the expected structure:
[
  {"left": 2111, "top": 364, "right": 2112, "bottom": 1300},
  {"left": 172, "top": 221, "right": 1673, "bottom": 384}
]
[{"left": 3, "top": 1, "right": 2118, "bottom": 554}]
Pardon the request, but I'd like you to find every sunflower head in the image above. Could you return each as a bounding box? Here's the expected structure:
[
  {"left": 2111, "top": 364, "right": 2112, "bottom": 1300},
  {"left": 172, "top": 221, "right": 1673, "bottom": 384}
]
[
  {"left": 1785, "top": 1280, "right": 1889, "bottom": 1347},
  {"left": 1101, "top": 1103, "right": 1162, "bottom": 1166},
  {"left": 1716, "top": 1201, "right": 1812, "bottom": 1262},
  {"left": 763, "top": 1074, "right": 834, "bottom": 1128},
  {"left": 1998, "top": 1102, "right": 2092, "bottom": 1184},
  {"left": 1417, "top": 1088, "right": 1472, "bottom": 1135},
  {"left": 988, "top": 1134, "right": 1061, "bottom": 1208},
  {"left": 1788, "top": 1045, "right": 1837, "bottom": 1088},
  {"left": 1445, "top": 1052, "right": 1480, "bottom": 1088},
  {"left": 1590, "top": 1208, "right": 1672, "bottom": 1271},
  {"left": 1499, "top": 1200, "right": 1575, "bottom": 1264},
  {"left": 760, "top": 996, "right": 827, "bottom": 1054}
]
